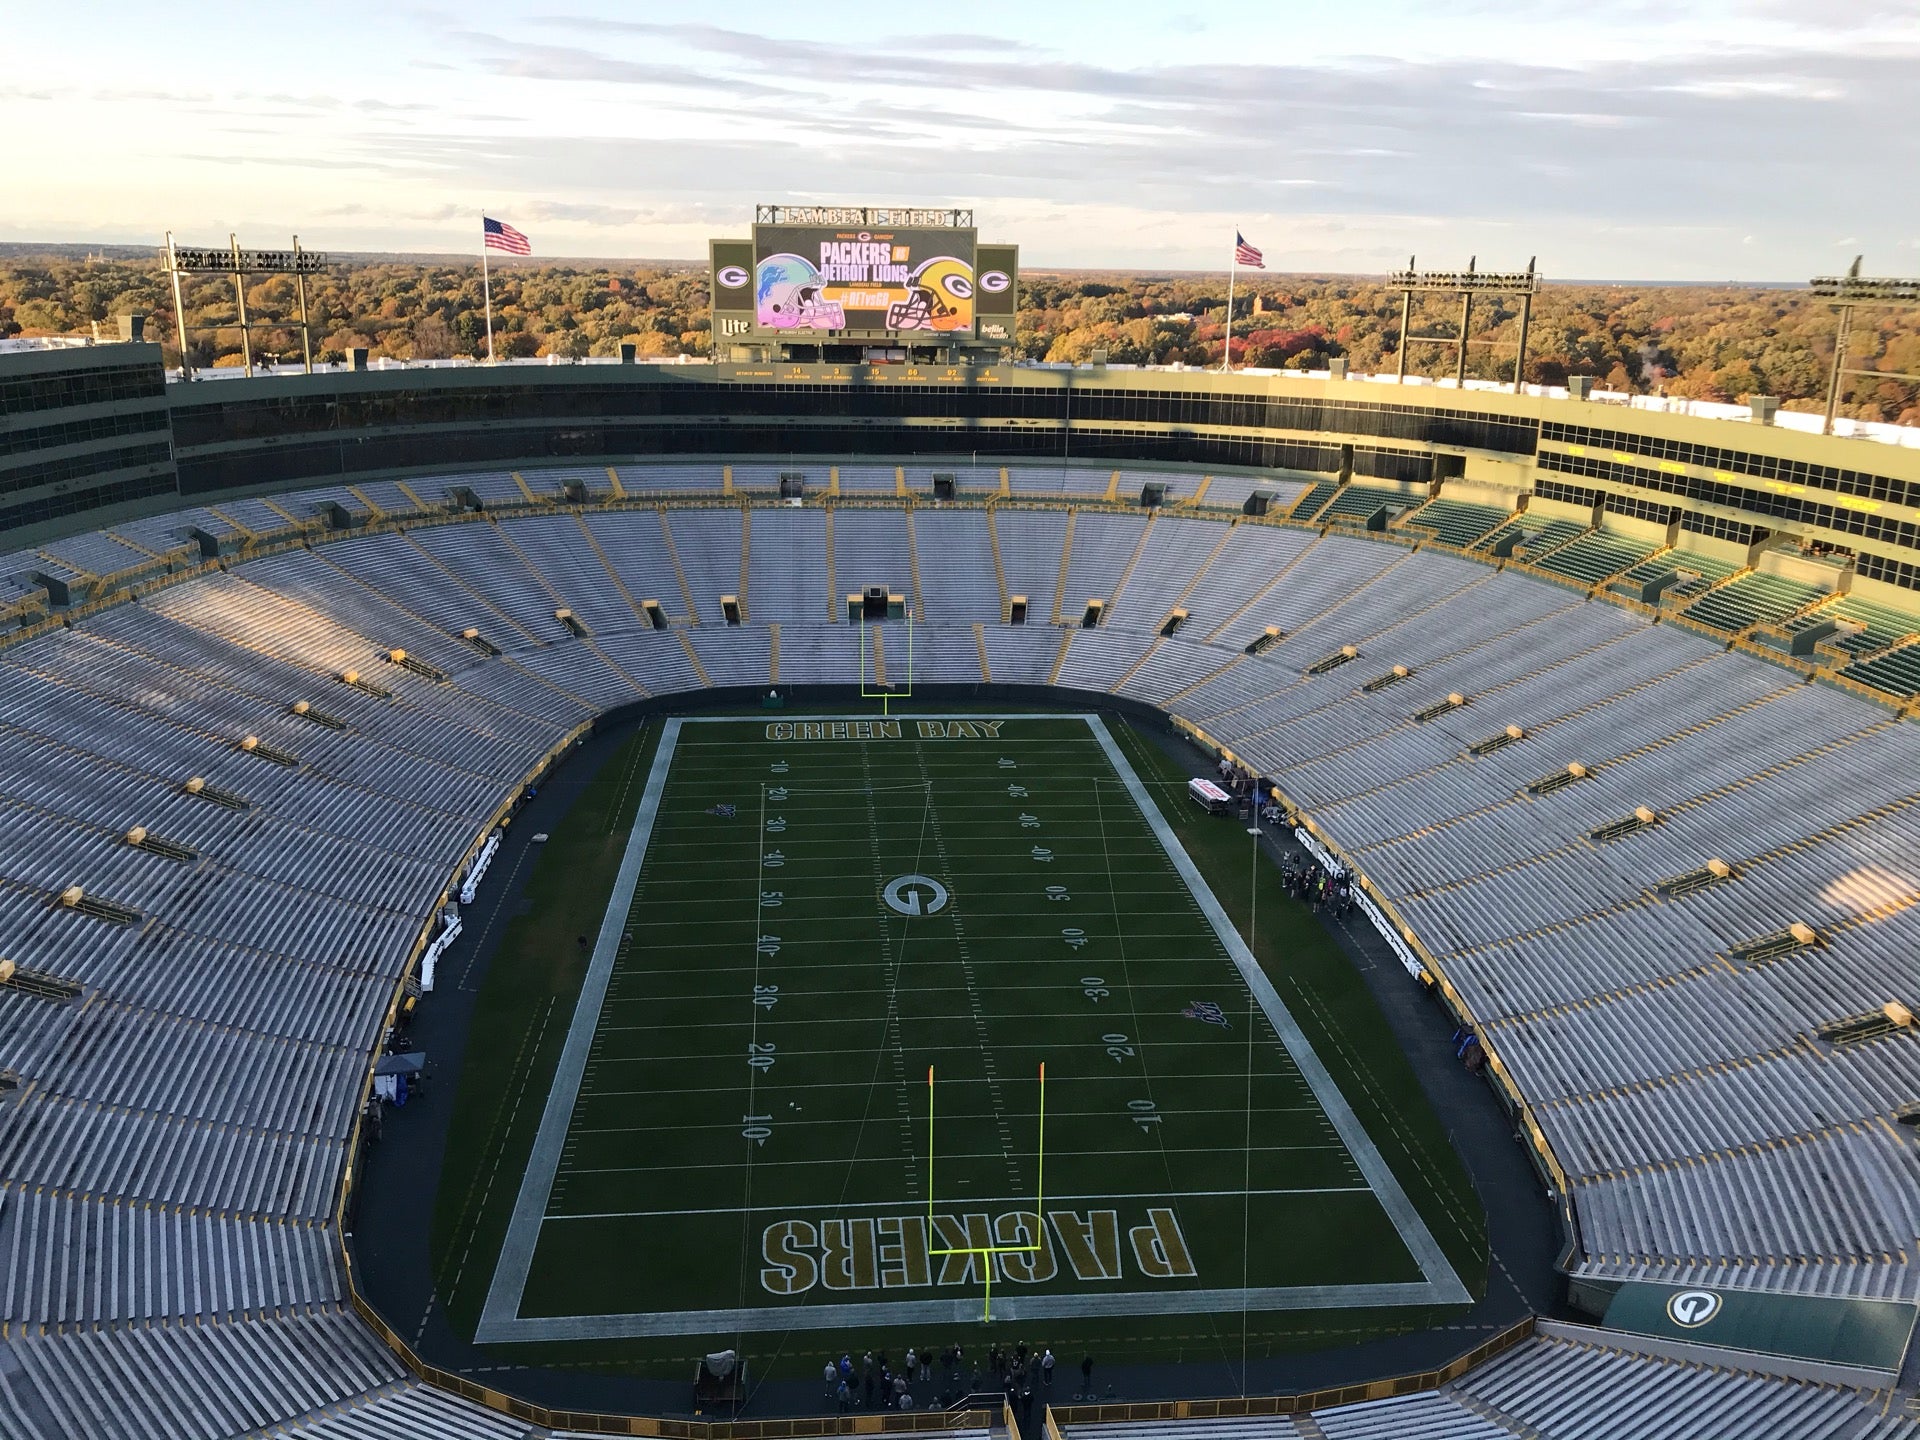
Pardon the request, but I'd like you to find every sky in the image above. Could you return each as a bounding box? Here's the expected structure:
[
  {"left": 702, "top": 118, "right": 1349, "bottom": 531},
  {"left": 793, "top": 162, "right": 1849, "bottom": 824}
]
[{"left": 2, "top": 0, "right": 1918, "bottom": 280}]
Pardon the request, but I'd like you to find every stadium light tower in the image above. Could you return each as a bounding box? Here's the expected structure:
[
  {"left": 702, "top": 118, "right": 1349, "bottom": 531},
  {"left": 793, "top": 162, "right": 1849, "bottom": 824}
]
[
  {"left": 163, "top": 232, "right": 328, "bottom": 379},
  {"left": 1388, "top": 257, "right": 1541, "bottom": 393},
  {"left": 1809, "top": 256, "right": 1920, "bottom": 434}
]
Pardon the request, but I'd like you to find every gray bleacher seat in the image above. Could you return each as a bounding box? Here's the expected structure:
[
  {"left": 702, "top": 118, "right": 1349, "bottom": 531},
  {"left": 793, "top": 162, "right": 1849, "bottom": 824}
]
[{"left": 4, "top": 460, "right": 1920, "bottom": 1438}]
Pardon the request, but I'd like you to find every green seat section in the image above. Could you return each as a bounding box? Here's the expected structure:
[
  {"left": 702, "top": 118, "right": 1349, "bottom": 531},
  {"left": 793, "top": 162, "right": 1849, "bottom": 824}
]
[
  {"left": 1844, "top": 640, "right": 1920, "bottom": 698},
  {"left": 1683, "top": 571, "right": 1830, "bottom": 633},
  {"left": 1474, "top": 516, "right": 1588, "bottom": 559},
  {"left": 1317, "top": 484, "right": 1414, "bottom": 525},
  {"left": 1626, "top": 547, "right": 1741, "bottom": 599},
  {"left": 1401, "top": 498, "right": 1510, "bottom": 548},
  {"left": 1533, "top": 530, "right": 1661, "bottom": 585},
  {"left": 1802, "top": 594, "right": 1920, "bottom": 657}
]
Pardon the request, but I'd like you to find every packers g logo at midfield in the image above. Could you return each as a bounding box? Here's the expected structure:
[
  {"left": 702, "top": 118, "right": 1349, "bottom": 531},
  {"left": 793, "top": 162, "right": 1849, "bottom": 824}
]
[
  {"left": 883, "top": 874, "right": 949, "bottom": 917},
  {"left": 1666, "top": 1289, "right": 1721, "bottom": 1327}
]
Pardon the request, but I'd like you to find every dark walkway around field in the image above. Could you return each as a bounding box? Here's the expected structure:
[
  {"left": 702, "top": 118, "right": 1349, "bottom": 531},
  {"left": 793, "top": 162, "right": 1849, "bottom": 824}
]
[{"left": 351, "top": 705, "right": 1568, "bottom": 1424}]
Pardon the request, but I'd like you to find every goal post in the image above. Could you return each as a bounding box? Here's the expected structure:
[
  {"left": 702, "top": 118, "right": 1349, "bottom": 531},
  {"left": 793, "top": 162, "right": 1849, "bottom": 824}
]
[
  {"left": 857, "top": 607, "right": 914, "bottom": 708},
  {"left": 926, "top": 1061, "right": 1046, "bottom": 1321}
]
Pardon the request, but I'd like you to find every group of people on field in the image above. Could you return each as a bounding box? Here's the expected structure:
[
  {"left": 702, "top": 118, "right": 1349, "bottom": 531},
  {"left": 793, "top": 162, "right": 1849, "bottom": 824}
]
[
  {"left": 1283, "top": 856, "right": 1355, "bottom": 916},
  {"left": 825, "top": 1343, "right": 1088, "bottom": 1412}
]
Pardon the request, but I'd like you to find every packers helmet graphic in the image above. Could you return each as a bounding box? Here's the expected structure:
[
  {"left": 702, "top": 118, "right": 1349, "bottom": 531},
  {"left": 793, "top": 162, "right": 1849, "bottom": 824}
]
[{"left": 887, "top": 255, "right": 975, "bottom": 331}]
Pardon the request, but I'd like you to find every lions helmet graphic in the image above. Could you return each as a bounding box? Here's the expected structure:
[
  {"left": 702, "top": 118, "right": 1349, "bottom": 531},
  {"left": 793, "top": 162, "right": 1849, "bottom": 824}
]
[{"left": 756, "top": 254, "right": 845, "bottom": 330}]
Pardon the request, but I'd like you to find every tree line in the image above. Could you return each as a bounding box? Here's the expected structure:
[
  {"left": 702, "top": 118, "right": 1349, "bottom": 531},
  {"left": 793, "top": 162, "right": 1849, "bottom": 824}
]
[{"left": 2, "top": 254, "right": 1915, "bottom": 423}]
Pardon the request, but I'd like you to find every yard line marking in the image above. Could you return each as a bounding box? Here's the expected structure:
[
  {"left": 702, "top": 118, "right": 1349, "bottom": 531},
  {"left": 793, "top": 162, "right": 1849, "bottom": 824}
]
[
  {"left": 603, "top": 930, "right": 1212, "bottom": 949},
  {"left": 914, "top": 740, "right": 1025, "bottom": 1196},
  {"left": 731, "top": 779, "right": 771, "bottom": 1321},
  {"left": 816, "top": 744, "right": 938, "bottom": 1244},
  {"left": 600, "top": 953, "right": 1219, "bottom": 978},
  {"left": 590, "top": 1004, "right": 1267, "bottom": 1031},
  {"left": 577, "top": 1075, "right": 1326, "bottom": 1103},
  {"left": 557, "top": 1139, "right": 1347, "bottom": 1177},
  {"left": 544, "top": 1186, "right": 1374, "bottom": 1220}
]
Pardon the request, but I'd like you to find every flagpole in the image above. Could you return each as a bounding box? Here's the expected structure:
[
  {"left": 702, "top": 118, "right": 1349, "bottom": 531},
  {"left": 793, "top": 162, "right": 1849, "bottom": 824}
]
[
  {"left": 1222, "top": 232, "right": 1237, "bottom": 373},
  {"left": 481, "top": 218, "right": 496, "bottom": 364}
]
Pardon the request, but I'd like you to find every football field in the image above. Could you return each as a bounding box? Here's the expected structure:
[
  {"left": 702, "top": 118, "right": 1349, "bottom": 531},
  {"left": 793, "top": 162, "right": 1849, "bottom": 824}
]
[{"left": 476, "top": 714, "right": 1466, "bottom": 1344}]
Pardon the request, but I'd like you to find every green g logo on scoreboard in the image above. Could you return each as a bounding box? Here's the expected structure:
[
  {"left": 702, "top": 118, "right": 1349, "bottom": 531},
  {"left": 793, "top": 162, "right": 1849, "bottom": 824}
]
[
  {"left": 710, "top": 239, "right": 756, "bottom": 337},
  {"left": 975, "top": 244, "right": 1019, "bottom": 340}
]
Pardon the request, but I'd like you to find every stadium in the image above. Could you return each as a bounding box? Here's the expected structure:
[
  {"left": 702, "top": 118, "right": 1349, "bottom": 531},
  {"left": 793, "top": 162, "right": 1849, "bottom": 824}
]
[{"left": 1, "top": 209, "right": 1919, "bottom": 1440}]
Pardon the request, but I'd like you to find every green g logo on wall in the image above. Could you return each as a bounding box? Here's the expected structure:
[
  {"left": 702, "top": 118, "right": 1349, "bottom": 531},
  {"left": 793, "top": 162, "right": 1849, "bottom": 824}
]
[{"left": 1666, "top": 1290, "right": 1722, "bottom": 1328}]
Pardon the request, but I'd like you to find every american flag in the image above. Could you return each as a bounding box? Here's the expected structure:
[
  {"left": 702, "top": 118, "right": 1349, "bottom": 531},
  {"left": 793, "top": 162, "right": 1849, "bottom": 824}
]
[
  {"left": 483, "top": 216, "right": 531, "bottom": 255},
  {"left": 1234, "top": 232, "right": 1265, "bottom": 269}
]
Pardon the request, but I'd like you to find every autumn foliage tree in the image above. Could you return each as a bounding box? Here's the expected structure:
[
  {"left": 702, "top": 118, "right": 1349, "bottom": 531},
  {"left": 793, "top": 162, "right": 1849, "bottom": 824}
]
[{"left": 2, "top": 251, "right": 1915, "bottom": 424}]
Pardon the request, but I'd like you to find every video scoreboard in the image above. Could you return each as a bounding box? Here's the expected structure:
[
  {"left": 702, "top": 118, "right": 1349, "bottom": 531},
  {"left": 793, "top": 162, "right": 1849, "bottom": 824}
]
[{"left": 711, "top": 204, "right": 1017, "bottom": 347}]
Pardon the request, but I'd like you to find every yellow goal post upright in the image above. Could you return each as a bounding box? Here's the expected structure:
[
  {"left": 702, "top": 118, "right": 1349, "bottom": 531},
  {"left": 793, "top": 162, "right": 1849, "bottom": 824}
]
[
  {"left": 927, "top": 1061, "right": 1046, "bottom": 1322},
  {"left": 857, "top": 605, "right": 914, "bottom": 715}
]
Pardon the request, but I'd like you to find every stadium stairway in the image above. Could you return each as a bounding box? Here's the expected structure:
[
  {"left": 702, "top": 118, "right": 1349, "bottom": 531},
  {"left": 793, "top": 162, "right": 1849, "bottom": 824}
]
[
  {"left": 1052, "top": 509, "right": 1077, "bottom": 623},
  {"left": 987, "top": 507, "right": 1010, "bottom": 618},
  {"left": 1200, "top": 530, "right": 1321, "bottom": 646},
  {"left": 906, "top": 509, "right": 926, "bottom": 617},
  {"left": 570, "top": 511, "right": 653, "bottom": 624},
  {"left": 823, "top": 506, "right": 837, "bottom": 622},
  {"left": 659, "top": 508, "right": 702, "bottom": 621},
  {"left": 738, "top": 506, "right": 752, "bottom": 621},
  {"left": 1104, "top": 510, "right": 1160, "bottom": 614}
]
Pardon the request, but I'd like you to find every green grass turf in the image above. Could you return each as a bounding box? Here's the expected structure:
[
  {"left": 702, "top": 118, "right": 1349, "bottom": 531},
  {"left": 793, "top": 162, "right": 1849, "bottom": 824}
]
[
  {"left": 429, "top": 720, "right": 664, "bottom": 1342},
  {"left": 431, "top": 708, "right": 1486, "bottom": 1382}
]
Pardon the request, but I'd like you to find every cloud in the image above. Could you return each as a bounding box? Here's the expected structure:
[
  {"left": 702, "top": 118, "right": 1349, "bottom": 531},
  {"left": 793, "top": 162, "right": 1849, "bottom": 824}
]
[
  {"left": 520, "top": 201, "right": 647, "bottom": 227},
  {"left": 336, "top": 34, "right": 1917, "bottom": 239},
  {"left": 176, "top": 153, "right": 383, "bottom": 171},
  {"left": 450, "top": 31, "right": 799, "bottom": 97},
  {"left": 12, "top": 3, "right": 1919, "bottom": 279},
  {"left": 90, "top": 87, "right": 214, "bottom": 104}
]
